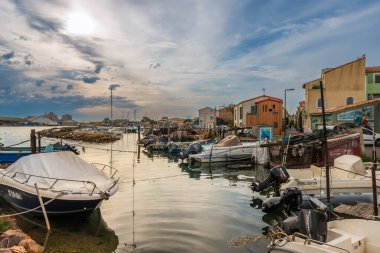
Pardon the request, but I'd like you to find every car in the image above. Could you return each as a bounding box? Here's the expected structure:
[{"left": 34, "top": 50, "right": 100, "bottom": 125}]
[{"left": 362, "top": 127, "right": 380, "bottom": 146}]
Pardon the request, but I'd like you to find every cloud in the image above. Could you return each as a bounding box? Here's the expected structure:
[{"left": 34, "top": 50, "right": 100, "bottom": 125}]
[
  {"left": 82, "top": 76, "right": 99, "bottom": 83},
  {"left": 1, "top": 0, "right": 380, "bottom": 119},
  {"left": 95, "top": 64, "right": 102, "bottom": 73},
  {"left": 2, "top": 51, "right": 14, "bottom": 60},
  {"left": 35, "top": 79, "right": 45, "bottom": 86},
  {"left": 149, "top": 62, "right": 161, "bottom": 69}
]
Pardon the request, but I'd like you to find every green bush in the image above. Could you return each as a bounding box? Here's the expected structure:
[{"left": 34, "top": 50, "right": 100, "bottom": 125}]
[{"left": 0, "top": 219, "right": 11, "bottom": 233}]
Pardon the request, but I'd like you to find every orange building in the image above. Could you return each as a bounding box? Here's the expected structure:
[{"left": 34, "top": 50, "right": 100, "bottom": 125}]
[{"left": 234, "top": 95, "right": 283, "bottom": 136}]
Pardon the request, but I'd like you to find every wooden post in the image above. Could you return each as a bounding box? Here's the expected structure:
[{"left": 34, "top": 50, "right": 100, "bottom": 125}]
[
  {"left": 38, "top": 133, "right": 41, "bottom": 153},
  {"left": 137, "top": 125, "right": 141, "bottom": 141},
  {"left": 31, "top": 129, "right": 36, "bottom": 154},
  {"left": 35, "top": 183, "right": 51, "bottom": 231}
]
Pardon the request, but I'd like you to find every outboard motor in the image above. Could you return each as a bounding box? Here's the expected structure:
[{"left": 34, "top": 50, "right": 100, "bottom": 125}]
[
  {"left": 262, "top": 187, "right": 302, "bottom": 214},
  {"left": 251, "top": 165, "right": 289, "bottom": 195},
  {"left": 179, "top": 142, "right": 202, "bottom": 160}
]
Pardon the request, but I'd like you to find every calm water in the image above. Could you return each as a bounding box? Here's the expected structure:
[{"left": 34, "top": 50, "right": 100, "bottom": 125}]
[{"left": 0, "top": 126, "right": 272, "bottom": 253}]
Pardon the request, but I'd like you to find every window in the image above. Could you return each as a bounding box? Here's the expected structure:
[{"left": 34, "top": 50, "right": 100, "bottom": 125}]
[
  {"left": 346, "top": 97, "right": 354, "bottom": 105},
  {"left": 251, "top": 105, "right": 257, "bottom": 115},
  {"left": 316, "top": 98, "right": 322, "bottom": 108},
  {"left": 274, "top": 122, "right": 278, "bottom": 128},
  {"left": 239, "top": 107, "right": 243, "bottom": 119},
  {"left": 375, "top": 74, "right": 380, "bottom": 83}
]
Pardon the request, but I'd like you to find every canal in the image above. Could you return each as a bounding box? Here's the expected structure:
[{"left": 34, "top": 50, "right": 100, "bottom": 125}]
[{"left": 0, "top": 127, "right": 270, "bottom": 253}]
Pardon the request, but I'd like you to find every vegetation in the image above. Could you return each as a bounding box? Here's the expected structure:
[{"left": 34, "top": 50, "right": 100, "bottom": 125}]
[
  {"left": 0, "top": 218, "right": 11, "bottom": 233},
  {"left": 361, "top": 153, "right": 380, "bottom": 163}
]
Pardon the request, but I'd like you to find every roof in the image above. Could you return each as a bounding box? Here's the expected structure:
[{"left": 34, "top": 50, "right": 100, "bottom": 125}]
[
  {"left": 0, "top": 117, "right": 25, "bottom": 122},
  {"left": 237, "top": 95, "right": 282, "bottom": 106},
  {"left": 198, "top": 107, "right": 214, "bottom": 111},
  {"left": 302, "top": 78, "right": 321, "bottom": 89},
  {"left": 366, "top": 66, "right": 380, "bottom": 73},
  {"left": 311, "top": 97, "right": 380, "bottom": 115},
  {"left": 322, "top": 56, "right": 365, "bottom": 75}
]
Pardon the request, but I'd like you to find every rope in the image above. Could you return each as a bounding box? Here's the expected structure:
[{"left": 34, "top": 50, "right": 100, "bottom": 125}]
[
  {"left": 41, "top": 137, "right": 136, "bottom": 153},
  {"left": 0, "top": 192, "right": 65, "bottom": 218},
  {"left": 3, "top": 139, "right": 30, "bottom": 147}
]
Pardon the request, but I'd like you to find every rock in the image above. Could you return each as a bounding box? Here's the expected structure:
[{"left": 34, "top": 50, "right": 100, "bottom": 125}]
[
  {"left": 0, "top": 229, "right": 30, "bottom": 248},
  {"left": 0, "top": 248, "right": 13, "bottom": 253},
  {"left": 18, "top": 239, "right": 43, "bottom": 253},
  {"left": 10, "top": 246, "right": 26, "bottom": 253}
]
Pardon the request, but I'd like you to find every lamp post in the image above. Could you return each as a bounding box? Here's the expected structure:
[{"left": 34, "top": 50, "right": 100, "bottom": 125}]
[
  {"left": 284, "top": 88, "right": 295, "bottom": 137},
  {"left": 109, "top": 84, "right": 120, "bottom": 127}
]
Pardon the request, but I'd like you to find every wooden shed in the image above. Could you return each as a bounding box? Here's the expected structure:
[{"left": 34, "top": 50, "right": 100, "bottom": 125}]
[{"left": 246, "top": 95, "right": 283, "bottom": 136}]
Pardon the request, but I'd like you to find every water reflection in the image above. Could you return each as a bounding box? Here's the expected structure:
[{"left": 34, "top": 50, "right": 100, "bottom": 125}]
[
  {"left": 13, "top": 208, "right": 119, "bottom": 253},
  {"left": 1, "top": 128, "right": 275, "bottom": 253}
]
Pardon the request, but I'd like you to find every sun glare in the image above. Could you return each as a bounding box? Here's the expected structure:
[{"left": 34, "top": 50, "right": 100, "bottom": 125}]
[{"left": 65, "top": 12, "right": 95, "bottom": 35}]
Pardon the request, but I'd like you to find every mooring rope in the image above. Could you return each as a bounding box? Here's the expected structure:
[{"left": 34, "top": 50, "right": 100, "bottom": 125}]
[
  {"left": 41, "top": 137, "right": 137, "bottom": 153},
  {"left": 0, "top": 192, "right": 65, "bottom": 218},
  {"left": 3, "top": 139, "right": 30, "bottom": 148}
]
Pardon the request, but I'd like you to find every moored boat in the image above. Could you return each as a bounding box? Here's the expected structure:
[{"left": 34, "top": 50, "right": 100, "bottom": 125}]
[
  {"left": 0, "top": 144, "right": 79, "bottom": 163},
  {"left": 188, "top": 135, "right": 269, "bottom": 165},
  {"left": 0, "top": 151, "right": 118, "bottom": 217},
  {"left": 280, "top": 154, "right": 380, "bottom": 195}
]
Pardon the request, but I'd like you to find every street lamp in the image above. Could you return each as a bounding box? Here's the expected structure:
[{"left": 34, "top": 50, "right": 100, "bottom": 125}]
[
  {"left": 109, "top": 84, "right": 120, "bottom": 127},
  {"left": 284, "top": 88, "right": 295, "bottom": 137}
]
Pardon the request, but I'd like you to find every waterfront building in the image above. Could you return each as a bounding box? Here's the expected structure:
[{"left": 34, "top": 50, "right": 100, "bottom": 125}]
[
  {"left": 366, "top": 66, "right": 380, "bottom": 100},
  {"left": 198, "top": 107, "right": 216, "bottom": 128},
  {"left": 303, "top": 56, "right": 366, "bottom": 130},
  {"left": 234, "top": 95, "right": 283, "bottom": 136}
]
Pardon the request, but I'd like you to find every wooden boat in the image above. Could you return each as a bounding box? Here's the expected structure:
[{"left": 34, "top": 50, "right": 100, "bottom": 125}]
[
  {"left": 268, "top": 132, "right": 362, "bottom": 168},
  {"left": 0, "top": 151, "right": 118, "bottom": 217}
]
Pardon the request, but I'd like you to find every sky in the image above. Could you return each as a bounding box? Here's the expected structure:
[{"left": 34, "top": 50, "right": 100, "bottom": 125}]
[{"left": 0, "top": 0, "right": 380, "bottom": 121}]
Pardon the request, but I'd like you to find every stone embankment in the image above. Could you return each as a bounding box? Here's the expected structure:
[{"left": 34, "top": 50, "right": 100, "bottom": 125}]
[
  {"left": 0, "top": 219, "right": 43, "bottom": 253},
  {"left": 39, "top": 127, "right": 120, "bottom": 143}
]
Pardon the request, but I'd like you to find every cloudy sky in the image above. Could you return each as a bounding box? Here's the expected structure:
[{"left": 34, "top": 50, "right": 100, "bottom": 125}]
[{"left": 0, "top": 0, "right": 379, "bottom": 121}]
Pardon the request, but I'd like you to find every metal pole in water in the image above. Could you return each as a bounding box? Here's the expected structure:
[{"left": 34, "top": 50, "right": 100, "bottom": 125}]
[
  {"left": 371, "top": 129, "right": 378, "bottom": 216},
  {"left": 319, "top": 80, "right": 330, "bottom": 204}
]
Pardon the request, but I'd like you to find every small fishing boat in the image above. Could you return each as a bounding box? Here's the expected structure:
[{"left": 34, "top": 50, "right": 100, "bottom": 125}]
[
  {"left": 280, "top": 155, "right": 380, "bottom": 195},
  {"left": 188, "top": 135, "right": 269, "bottom": 165},
  {"left": 0, "top": 144, "right": 79, "bottom": 164},
  {"left": 268, "top": 218, "right": 380, "bottom": 253},
  {"left": 0, "top": 151, "right": 118, "bottom": 217}
]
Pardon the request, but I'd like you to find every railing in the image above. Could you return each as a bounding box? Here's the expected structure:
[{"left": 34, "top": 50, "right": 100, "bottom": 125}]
[
  {"left": 91, "top": 162, "right": 118, "bottom": 179},
  {"left": 10, "top": 172, "right": 99, "bottom": 196}
]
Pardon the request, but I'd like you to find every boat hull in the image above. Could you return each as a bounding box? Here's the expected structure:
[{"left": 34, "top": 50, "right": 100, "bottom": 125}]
[
  {"left": 188, "top": 142, "right": 269, "bottom": 164},
  {"left": 0, "top": 184, "right": 103, "bottom": 217}
]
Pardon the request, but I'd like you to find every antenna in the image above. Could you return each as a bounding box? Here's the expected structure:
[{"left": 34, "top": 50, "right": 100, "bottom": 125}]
[{"left": 262, "top": 88, "right": 266, "bottom": 95}]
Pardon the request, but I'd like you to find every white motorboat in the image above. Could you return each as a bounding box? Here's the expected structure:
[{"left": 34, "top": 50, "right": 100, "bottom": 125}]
[
  {"left": 268, "top": 219, "right": 380, "bottom": 253},
  {"left": 188, "top": 135, "right": 269, "bottom": 165},
  {"left": 280, "top": 155, "right": 380, "bottom": 195},
  {"left": 0, "top": 151, "right": 119, "bottom": 217}
]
